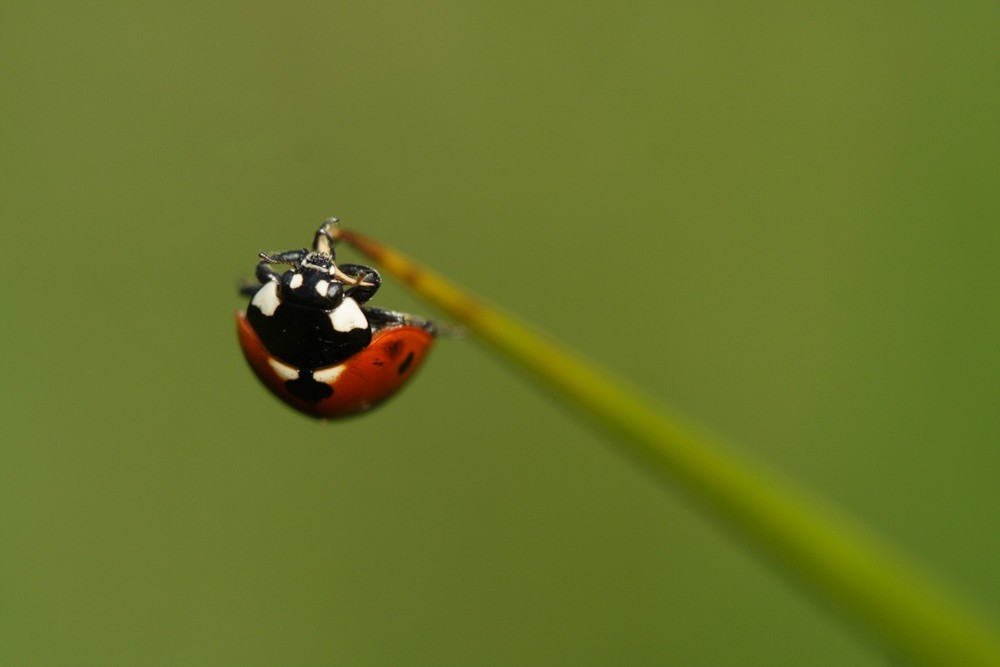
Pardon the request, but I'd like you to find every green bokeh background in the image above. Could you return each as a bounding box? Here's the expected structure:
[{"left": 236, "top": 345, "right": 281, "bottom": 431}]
[{"left": 3, "top": 3, "right": 999, "bottom": 665}]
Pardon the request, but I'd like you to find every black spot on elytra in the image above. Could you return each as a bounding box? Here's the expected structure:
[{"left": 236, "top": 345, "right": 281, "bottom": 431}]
[
  {"left": 285, "top": 374, "right": 334, "bottom": 402},
  {"left": 385, "top": 340, "right": 403, "bottom": 357},
  {"left": 397, "top": 351, "right": 415, "bottom": 375}
]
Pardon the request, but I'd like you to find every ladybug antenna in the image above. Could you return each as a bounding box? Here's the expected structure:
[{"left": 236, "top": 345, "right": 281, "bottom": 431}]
[
  {"left": 333, "top": 266, "right": 374, "bottom": 287},
  {"left": 258, "top": 251, "right": 306, "bottom": 268},
  {"left": 314, "top": 217, "right": 340, "bottom": 256}
]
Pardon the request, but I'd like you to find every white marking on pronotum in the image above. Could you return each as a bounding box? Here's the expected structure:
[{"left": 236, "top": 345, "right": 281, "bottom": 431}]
[
  {"left": 315, "top": 279, "right": 329, "bottom": 296},
  {"left": 329, "top": 297, "right": 368, "bottom": 332},
  {"left": 267, "top": 357, "right": 299, "bottom": 381},
  {"left": 251, "top": 281, "right": 281, "bottom": 317},
  {"left": 313, "top": 364, "right": 346, "bottom": 385},
  {"left": 289, "top": 273, "right": 304, "bottom": 289}
]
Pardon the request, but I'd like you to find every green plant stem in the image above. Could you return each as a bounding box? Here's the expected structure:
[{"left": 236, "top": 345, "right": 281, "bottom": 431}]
[{"left": 334, "top": 226, "right": 1000, "bottom": 667}]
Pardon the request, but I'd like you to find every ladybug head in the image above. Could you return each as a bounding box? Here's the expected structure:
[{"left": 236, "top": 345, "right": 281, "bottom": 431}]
[{"left": 277, "top": 251, "right": 346, "bottom": 310}]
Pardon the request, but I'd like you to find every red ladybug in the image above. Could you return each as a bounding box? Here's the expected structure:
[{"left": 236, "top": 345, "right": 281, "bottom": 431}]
[{"left": 236, "top": 219, "right": 435, "bottom": 419}]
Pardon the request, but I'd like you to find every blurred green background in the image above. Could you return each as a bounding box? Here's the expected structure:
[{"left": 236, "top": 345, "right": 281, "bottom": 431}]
[{"left": 3, "top": 3, "right": 999, "bottom": 665}]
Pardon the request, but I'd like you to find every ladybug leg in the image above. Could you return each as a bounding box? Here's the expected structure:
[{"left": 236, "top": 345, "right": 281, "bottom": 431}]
[
  {"left": 239, "top": 251, "right": 305, "bottom": 296},
  {"left": 238, "top": 282, "right": 261, "bottom": 297},
  {"left": 313, "top": 217, "right": 340, "bottom": 255},
  {"left": 254, "top": 261, "right": 282, "bottom": 285},
  {"left": 339, "top": 263, "right": 382, "bottom": 304},
  {"left": 364, "top": 306, "right": 437, "bottom": 335}
]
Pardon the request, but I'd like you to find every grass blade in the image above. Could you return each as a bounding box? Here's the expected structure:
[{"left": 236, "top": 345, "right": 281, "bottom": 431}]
[{"left": 333, "top": 225, "right": 1000, "bottom": 667}]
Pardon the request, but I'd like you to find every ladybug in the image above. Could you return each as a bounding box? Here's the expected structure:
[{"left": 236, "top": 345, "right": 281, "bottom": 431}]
[{"left": 236, "top": 219, "right": 435, "bottom": 419}]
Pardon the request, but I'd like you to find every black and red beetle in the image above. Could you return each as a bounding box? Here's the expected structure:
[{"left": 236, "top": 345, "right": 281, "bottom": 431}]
[{"left": 236, "top": 219, "right": 435, "bottom": 419}]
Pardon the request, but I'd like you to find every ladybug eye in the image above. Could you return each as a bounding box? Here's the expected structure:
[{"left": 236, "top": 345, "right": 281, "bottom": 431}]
[
  {"left": 325, "top": 282, "right": 344, "bottom": 301},
  {"left": 311, "top": 277, "right": 343, "bottom": 301}
]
